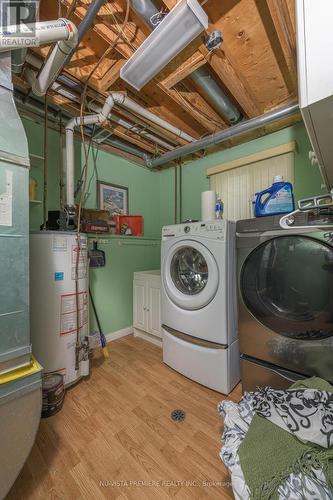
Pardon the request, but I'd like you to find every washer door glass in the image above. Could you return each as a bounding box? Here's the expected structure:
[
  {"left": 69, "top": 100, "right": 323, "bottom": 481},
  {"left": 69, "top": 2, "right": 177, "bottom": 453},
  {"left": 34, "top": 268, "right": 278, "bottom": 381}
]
[
  {"left": 171, "top": 247, "right": 208, "bottom": 295},
  {"left": 241, "top": 235, "right": 333, "bottom": 340},
  {"left": 163, "top": 240, "right": 219, "bottom": 310}
]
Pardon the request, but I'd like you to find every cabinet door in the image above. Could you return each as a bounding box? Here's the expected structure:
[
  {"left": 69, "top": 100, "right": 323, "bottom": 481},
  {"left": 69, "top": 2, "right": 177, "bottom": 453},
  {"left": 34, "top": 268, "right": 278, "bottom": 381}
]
[
  {"left": 147, "top": 283, "right": 162, "bottom": 338},
  {"left": 133, "top": 280, "right": 147, "bottom": 330}
]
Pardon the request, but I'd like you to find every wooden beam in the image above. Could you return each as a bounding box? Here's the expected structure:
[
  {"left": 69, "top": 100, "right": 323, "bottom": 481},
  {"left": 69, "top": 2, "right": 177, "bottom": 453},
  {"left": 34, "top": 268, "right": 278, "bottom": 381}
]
[
  {"left": 172, "top": 81, "right": 227, "bottom": 131},
  {"left": 255, "top": 0, "right": 297, "bottom": 95},
  {"left": 159, "top": 52, "right": 206, "bottom": 89},
  {"left": 96, "top": 58, "right": 126, "bottom": 93},
  {"left": 60, "top": 0, "right": 221, "bottom": 135},
  {"left": 266, "top": 0, "right": 297, "bottom": 79},
  {"left": 159, "top": 0, "right": 260, "bottom": 118},
  {"left": 201, "top": 47, "right": 261, "bottom": 118}
]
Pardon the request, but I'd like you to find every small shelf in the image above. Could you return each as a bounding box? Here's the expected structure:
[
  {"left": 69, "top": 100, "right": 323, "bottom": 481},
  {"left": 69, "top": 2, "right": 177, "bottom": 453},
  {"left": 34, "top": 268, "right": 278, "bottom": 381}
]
[
  {"left": 87, "top": 234, "right": 159, "bottom": 241},
  {"left": 29, "top": 199, "right": 42, "bottom": 205}
]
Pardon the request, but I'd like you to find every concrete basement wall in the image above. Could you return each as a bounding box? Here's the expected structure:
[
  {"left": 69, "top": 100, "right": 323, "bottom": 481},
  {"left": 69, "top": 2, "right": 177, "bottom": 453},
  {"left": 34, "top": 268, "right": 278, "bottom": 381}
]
[{"left": 23, "top": 115, "right": 324, "bottom": 338}]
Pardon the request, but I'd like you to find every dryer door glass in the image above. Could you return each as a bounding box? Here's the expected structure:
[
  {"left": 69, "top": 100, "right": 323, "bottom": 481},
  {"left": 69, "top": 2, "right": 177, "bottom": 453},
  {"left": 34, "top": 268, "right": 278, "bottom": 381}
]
[
  {"left": 171, "top": 247, "right": 208, "bottom": 295},
  {"left": 241, "top": 235, "right": 333, "bottom": 340}
]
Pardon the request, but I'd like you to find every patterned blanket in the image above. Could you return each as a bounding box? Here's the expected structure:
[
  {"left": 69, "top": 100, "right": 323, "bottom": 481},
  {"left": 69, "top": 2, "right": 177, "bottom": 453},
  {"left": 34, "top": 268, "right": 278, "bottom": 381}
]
[{"left": 218, "top": 378, "right": 333, "bottom": 500}]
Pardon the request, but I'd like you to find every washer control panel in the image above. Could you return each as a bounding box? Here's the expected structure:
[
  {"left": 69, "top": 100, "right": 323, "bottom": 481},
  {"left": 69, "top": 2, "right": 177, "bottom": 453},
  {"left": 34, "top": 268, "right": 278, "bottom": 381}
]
[{"left": 162, "top": 220, "right": 227, "bottom": 240}]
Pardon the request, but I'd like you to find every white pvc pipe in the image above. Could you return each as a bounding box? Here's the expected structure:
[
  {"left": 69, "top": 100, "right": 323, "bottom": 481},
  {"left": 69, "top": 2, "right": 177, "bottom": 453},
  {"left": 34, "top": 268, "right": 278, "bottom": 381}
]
[
  {"left": 112, "top": 116, "right": 174, "bottom": 150},
  {"left": 65, "top": 126, "right": 75, "bottom": 208},
  {"left": 87, "top": 101, "right": 173, "bottom": 150},
  {"left": 65, "top": 93, "right": 196, "bottom": 206},
  {"left": 65, "top": 112, "right": 107, "bottom": 207},
  {"left": 0, "top": 19, "right": 74, "bottom": 51},
  {"left": 110, "top": 93, "right": 195, "bottom": 142},
  {"left": 25, "top": 19, "right": 78, "bottom": 96},
  {"left": 25, "top": 53, "right": 184, "bottom": 148}
]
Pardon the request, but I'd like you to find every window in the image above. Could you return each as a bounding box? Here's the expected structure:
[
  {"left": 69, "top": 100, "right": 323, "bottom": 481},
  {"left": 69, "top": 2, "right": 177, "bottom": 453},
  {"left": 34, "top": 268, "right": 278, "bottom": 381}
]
[{"left": 208, "top": 143, "right": 296, "bottom": 221}]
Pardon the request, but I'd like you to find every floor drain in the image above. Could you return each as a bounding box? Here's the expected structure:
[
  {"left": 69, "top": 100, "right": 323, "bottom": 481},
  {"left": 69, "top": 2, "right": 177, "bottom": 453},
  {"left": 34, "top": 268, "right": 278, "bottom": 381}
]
[{"left": 170, "top": 409, "right": 186, "bottom": 422}]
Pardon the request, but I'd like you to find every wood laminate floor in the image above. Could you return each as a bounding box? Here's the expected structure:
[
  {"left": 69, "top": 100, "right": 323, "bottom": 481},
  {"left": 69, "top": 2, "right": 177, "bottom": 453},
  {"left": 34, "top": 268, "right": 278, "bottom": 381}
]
[{"left": 7, "top": 335, "right": 242, "bottom": 500}]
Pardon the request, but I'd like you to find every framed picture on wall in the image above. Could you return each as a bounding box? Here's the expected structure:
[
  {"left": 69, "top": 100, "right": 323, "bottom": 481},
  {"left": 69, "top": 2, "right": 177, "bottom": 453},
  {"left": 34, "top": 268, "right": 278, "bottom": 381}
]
[{"left": 97, "top": 181, "right": 129, "bottom": 216}]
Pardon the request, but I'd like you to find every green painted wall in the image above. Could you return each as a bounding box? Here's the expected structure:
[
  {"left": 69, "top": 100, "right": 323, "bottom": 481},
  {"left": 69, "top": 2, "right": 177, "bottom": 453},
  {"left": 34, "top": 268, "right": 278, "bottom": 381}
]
[
  {"left": 158, "top": 122, "right": 325, "bottom": 226},
  {"left": 22, "top": 116, "right": 81, "bottom": 231},
  {"left": 83, "top": 147, "right": 161, "bottom": 238},
  {"left": 89, "top": 237, "right": 160, "bottom": 334},
  {"left": 23, "top": 115, "right": 161, "bottom": 335},
  {"left": 23, "top": 115, "right": 325, "bottom": 336},
  {"left": 83, "top": 146, "right": 161, "bottom": 334}
]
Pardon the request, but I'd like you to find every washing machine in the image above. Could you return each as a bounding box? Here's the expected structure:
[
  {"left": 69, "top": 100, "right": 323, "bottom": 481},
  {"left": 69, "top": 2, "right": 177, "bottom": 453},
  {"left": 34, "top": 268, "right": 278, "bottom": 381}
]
[
  {"left": 237, "top": 211, "right": 333, "bottom": 392},
  {"left": 161, "top": 220, "right": 240, "bottom": 393}
]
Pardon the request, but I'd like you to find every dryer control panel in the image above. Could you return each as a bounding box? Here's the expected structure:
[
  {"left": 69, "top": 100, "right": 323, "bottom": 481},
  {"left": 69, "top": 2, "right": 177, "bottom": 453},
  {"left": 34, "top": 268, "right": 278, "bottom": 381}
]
[{"left": 162, "top": 220, "right": 227, "bottom": 240}]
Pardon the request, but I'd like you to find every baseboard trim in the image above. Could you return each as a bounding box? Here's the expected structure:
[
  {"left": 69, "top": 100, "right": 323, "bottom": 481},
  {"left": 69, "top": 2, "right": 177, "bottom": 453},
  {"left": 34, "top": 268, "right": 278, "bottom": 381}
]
[
  {"left": 133, "top": 328, "right": 163, "bottom": 348},
  {"left": 105, "top": 327, "right": 133, "bottom": 343}
]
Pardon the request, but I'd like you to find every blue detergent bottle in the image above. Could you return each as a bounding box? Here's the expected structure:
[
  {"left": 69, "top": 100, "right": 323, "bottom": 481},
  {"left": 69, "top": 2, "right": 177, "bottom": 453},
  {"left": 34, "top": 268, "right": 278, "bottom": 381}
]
[{"left": 255, "top": 175, "right": 295, "bottom": 217}]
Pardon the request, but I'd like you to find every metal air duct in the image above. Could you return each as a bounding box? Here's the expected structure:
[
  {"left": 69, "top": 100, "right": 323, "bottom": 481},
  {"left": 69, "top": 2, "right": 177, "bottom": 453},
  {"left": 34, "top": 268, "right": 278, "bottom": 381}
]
[
  {"left": 150, "top": 103, "right": 299, "bottom": 167},
  {"left": 130, "top": 0, "right": 242, "bottom": 124}
]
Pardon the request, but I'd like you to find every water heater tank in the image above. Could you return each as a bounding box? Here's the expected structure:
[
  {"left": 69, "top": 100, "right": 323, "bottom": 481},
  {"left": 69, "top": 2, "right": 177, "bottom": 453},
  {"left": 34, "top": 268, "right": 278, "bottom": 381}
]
[{"left": 30, "top": 231, "right": 89, "bottom": 386}]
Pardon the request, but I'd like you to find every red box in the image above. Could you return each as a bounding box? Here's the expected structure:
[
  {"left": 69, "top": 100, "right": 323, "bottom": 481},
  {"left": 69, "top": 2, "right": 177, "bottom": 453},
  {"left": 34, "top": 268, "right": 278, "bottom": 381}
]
[{"left": 113, "top": 215, "right": 143, "bottom": 236}]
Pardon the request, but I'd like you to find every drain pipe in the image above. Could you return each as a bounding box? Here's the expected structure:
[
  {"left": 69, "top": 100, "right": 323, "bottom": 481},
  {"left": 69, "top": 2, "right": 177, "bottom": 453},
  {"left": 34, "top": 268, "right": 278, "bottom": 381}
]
[
  {"left": 87, "top": 101, "right": 174, "bottom": 150},
  {"left": 22, "top": 0, "right": 105, "bottom": 94},
  {"left": 66, "top": 91, "right": 195, "bottom": 210},
  {"left": 130, "top": 0, "right": 242, "bottom": 124},
  {"left": 1, "top": 19, "right": 78, "bottom": 94},
  {"left": 24, "top": 19, "right": 78, "bottom": 95},
  {"left": 65, "top": 96, "right": 114, "bottom": 209},
  {"left": 14, "top": 88, "right": 152, "bottom": 163},
  {"left": 150, "top": 103, "right": 299, "bottom": 167},
  {"left": 111, "top": 93, "right": 195, "bottom": 142},
  {"left": 25, "top": 53, "right": 179, "bottom": 150}
]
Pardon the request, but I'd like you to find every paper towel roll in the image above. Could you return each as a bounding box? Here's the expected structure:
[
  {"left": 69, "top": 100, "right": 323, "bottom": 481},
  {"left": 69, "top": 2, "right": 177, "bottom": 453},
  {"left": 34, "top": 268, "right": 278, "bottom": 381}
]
[{"left": 201, "top": 190, "right": 216, "bottom": 221}]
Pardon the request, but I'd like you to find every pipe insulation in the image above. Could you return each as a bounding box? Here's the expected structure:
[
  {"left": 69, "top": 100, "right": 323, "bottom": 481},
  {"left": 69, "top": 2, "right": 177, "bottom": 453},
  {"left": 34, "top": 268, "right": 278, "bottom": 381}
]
[
  {"left": 130, "top": 0, "right": 242, "bottom": 124},
  {"left": 150, "top": 103, "right": 299, "bottom": 167}
]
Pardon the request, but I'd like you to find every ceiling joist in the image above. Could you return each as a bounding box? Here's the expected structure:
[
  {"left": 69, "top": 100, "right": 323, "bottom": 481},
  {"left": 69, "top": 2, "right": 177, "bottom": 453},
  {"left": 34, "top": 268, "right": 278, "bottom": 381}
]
[{"left": 16, "top": 0, "right": 298, "bottom": 164}]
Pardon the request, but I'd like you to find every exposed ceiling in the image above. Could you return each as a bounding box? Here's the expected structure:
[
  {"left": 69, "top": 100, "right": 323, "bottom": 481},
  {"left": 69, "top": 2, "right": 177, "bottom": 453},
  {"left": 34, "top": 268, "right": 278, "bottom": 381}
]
[{"left": 13, "top": 0, "right": 301, "bottom": 166}]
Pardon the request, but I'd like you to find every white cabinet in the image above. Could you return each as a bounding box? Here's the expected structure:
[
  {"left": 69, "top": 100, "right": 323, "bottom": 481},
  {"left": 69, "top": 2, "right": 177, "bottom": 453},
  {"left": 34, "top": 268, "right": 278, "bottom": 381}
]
[
  {"left": 296, "top": 0, "right": 333, "bottom": 189},
  {"left": 133, "top": 270, "right": 162, "bottom": 345},
  {"left": 133, "top": 280, "right": 146, "bottom": 331}
]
